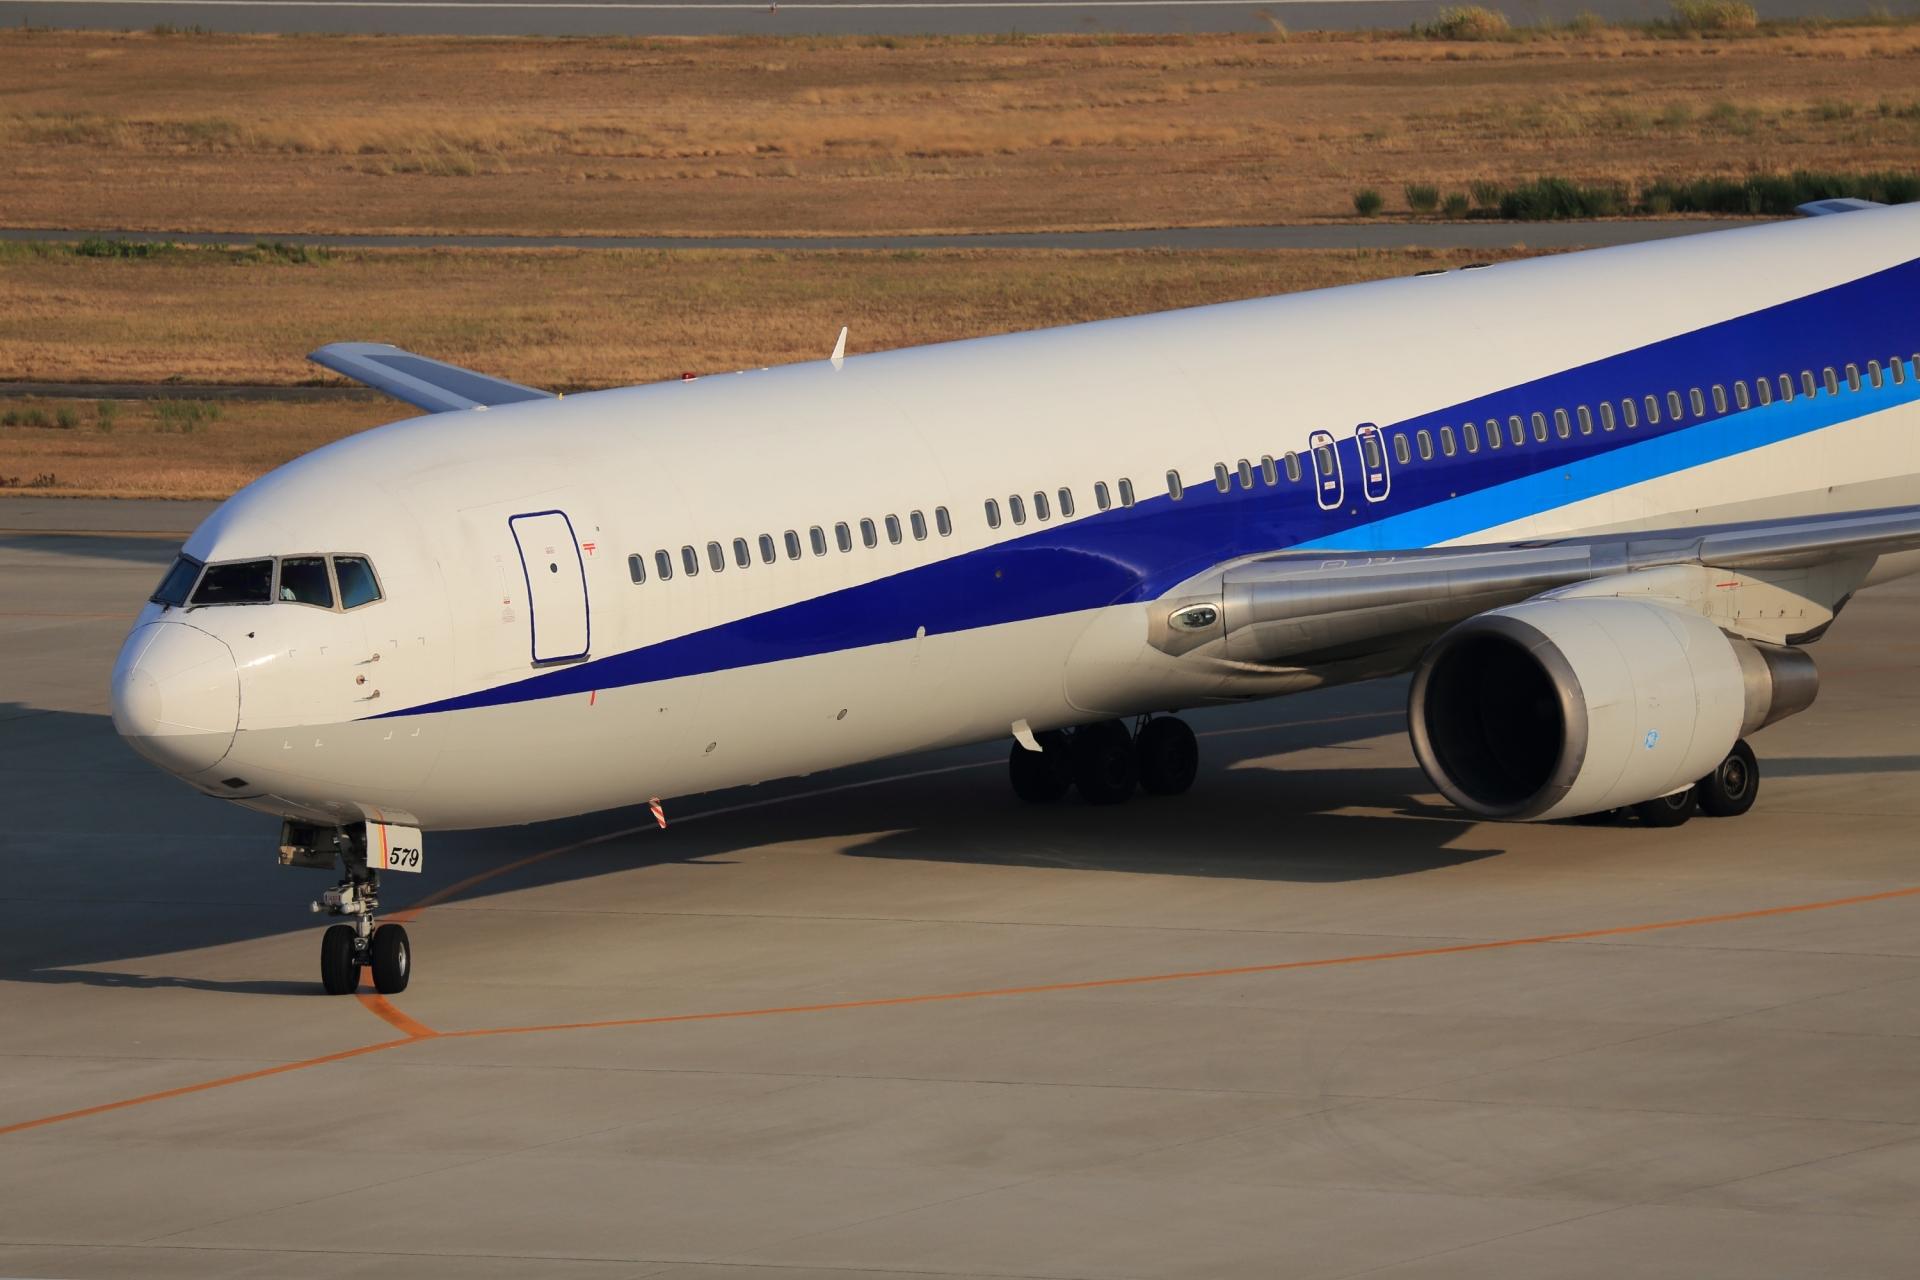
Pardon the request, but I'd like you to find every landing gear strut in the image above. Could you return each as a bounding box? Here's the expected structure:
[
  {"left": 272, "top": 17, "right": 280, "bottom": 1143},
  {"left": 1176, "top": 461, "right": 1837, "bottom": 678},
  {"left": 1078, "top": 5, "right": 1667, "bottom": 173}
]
[
  {"left": 1007, "top": 715, "right": 1197, "bottom": 804},
  {"left": 308, "top": 829, "right": 411, "bottom": 995}
]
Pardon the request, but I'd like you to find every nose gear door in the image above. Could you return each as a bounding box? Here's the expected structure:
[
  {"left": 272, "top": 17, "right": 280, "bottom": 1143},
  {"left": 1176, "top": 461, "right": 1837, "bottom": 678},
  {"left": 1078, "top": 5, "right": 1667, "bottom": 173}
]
[{"left": 509, "top": 510, "right": 590, "bottom": 665}]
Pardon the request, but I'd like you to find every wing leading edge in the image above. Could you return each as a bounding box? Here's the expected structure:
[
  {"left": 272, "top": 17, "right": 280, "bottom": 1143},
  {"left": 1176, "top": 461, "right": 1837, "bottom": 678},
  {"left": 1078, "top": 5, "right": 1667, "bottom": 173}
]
[{"left": 308, "top": 342, "right": 554, "bottom": 414}]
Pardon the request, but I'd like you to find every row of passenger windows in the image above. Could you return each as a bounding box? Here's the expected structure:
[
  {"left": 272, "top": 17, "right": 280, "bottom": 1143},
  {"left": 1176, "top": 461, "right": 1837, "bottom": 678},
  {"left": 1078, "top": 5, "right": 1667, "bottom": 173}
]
[
  {"left": 1171, "top": 354, "right": 1919, "bottom": 497},
  {"left": 630, "top": 507, "right": 954, "bottom": 583},
  {"left": 984, "top": 477, "right": 1137, "bottom": 529}
]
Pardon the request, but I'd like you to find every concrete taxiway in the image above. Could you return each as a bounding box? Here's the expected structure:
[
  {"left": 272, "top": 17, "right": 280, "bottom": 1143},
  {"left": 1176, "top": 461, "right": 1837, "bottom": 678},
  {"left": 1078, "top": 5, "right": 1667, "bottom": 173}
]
[{"left": 4, "top": 497, "right": 1920, "bottom": 1278}]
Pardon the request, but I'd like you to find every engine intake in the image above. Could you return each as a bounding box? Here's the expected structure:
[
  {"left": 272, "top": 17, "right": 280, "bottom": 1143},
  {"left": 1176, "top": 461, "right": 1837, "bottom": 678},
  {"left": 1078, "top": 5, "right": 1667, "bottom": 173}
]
[{"left": 1408, "top": 597, "right": 1815, "bottom": 821}]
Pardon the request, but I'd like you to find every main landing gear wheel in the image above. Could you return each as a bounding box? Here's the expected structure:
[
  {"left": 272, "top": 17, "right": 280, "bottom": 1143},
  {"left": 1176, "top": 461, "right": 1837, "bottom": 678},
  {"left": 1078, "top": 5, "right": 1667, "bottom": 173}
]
[
  {"left": 370, "top": 923, "right": 412, "bottom": 995},
  {"left": 1633, "top": 787, "right": 1698, "bottom": 828},
  {"left": 320, "top": 923, "right": 361, "bottom": 995},
  {"left": 1136, "top": 716, "right": 1198, "bottom": 796},
  {"left": 1009, "top": 731, "right": 1072, "bottom": 804},
  {"left": 1697, "top": 739, "right": 1760, "bottom": 818},
  {"left": 1073, "top": 720, "right": 1139, "bottom": 805}
]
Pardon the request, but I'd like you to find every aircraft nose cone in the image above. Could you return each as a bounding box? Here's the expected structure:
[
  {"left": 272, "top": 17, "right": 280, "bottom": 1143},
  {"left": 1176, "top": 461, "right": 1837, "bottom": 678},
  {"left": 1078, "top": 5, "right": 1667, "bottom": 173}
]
[{"left": 111, "top": 621, "right": 239, "bottom": 776}]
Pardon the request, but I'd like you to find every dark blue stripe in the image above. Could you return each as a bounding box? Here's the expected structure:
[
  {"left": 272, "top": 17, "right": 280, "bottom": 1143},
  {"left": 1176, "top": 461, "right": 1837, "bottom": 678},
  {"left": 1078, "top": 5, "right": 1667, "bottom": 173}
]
[{"left": 377, "top": 256, "right": 1920, "bottom": 719}]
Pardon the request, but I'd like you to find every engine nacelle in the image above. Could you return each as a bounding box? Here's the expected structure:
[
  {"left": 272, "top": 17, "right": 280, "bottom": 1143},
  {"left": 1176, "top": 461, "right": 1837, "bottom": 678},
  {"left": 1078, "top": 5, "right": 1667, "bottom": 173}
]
[{"left": 1408, "top": 597, "right": 1816, "bottom": 821}]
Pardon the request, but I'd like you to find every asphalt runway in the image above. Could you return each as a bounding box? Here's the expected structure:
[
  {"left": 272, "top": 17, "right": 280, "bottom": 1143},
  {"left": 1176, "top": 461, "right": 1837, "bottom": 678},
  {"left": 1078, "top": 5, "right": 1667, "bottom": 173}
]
[
  {"left": 0, "top": 221, "right": 1759, "bottom": 252},
  {"left": 5, "top": 497, "right": 1920, "bottom": 1278},
  {"left": 0, "top": 0, "right": 1905, "bottom": 34}
]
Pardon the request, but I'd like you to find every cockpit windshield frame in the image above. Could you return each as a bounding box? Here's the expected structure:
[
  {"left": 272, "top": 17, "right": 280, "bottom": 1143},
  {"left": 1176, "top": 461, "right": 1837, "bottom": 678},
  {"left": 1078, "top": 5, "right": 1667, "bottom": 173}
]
[{"left": 171, "top": 553, "right": 385, "bottom": 613}]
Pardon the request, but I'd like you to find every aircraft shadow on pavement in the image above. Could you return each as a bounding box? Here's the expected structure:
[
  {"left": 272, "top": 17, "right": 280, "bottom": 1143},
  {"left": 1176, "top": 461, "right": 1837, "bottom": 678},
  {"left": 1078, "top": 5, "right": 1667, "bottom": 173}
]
[{"left": 8, "top": 698, "right": 1914, "bottom": 993}]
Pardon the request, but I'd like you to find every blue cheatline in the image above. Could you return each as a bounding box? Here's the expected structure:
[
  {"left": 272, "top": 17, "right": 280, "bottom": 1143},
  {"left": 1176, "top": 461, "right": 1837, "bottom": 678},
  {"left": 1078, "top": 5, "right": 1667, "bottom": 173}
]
[{"left": 375, "top": 256, "right": 1920, "bottom": 720}]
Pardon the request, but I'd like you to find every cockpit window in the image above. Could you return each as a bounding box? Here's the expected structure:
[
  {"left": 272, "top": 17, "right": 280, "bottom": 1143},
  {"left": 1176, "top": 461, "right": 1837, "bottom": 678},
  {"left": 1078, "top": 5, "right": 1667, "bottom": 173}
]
[
  {"left": 279, "top": 556, "right": 334, "bottom": 609},
  {"left": 333, "top": 555, "right": 382, "bottom": 609},
  {"left": 190, "top": 559, "right": 274, "bottom": 606},
  {"left": 150, "top": 555, "right": 202, "bottom": 607}
]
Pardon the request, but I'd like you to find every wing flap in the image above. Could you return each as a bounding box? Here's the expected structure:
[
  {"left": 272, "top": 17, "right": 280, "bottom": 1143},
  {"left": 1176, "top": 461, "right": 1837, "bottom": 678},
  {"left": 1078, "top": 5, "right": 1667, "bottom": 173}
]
[{"left": 308, "top": 342, "right": 554, "bottom": 414}]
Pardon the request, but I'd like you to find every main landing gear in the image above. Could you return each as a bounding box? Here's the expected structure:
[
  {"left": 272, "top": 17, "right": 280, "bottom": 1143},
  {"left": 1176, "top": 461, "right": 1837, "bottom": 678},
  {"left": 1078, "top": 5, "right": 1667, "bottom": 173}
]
[
  {"left": 284, "top": 821, "right": 412, "bottom": 996},
  {"left": 1009, "top": 716, "right": 1198, "bottom": 805},
  {"left": 1628, "top": 738, "right": 1762, "bottom": 828}
]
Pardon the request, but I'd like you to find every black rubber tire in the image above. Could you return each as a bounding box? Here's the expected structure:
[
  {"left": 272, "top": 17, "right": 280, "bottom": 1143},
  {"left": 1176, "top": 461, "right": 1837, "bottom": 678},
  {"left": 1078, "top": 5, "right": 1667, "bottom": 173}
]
[
  {"left": 320, "top": 923, "right": 361, "bottom": 995},
  {"left": 1697, "top": 739, "right": 1759, "bottom": 818},
  {"left": 371, "top": 923, "right": 412, "bottom": 995},
  {"left": 1072, "top": 721, "right": 1138, "bottom": 805},
  {"left": 1136, "top": 717, "right": 1199, "bottom": 796},
  {"left": 1009, "top": 731, "right": 1071, "bottom": 803},
  {"left": 1633, "top": 787, "right": 1697, "bottom": 828}
]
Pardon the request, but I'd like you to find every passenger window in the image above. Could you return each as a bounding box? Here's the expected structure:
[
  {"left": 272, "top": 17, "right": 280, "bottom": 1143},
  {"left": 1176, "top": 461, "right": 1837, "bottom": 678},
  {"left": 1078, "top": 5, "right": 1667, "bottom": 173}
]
[
  {"left": 1033, "top": 491, "right": 1050, "bottom": 522},
  {"left": 1464, "top": 420, "right": 1481, "bottom": 452},
  {"left": 1846, "top": 363, "right": 1861, "bottom": 392},
  {"left": 1548, "top": 409, "right": 1565, "bottom": 439},
  {"left": 809, "top": 526, "right": 827, "bottom": 556},
  {"left": 681, "top": 546, "right": 700, "bottom": 577},
  {"left": 1643, "top": 395, "right": 1659, "bottom": 426},
  {"left": 1802, "top": 371, "right": 1817, "bottom": 398},
  {"left": 885, "top": 514, "right": 903, "bottom": 544},
  {"left": 1689, "top": 388, "right": 1706, "bottom": 417},
  {"left": 985, "top": 499, "right": 1001, "bottom": 529},
  {"left": 859, "top": 518, "right": 877, "bottom": 548},
  {"left": 1823, "top": 367, "right": 1839, "bottom": 396},
  {"left": 1509, "top": 415, "right": 1525, "bottom": 446},
  {"left": 759, "top": 534, "right": 777, "bottom": 564},
  {"left": 707, "top": 541, "right": 725, "bottom": 573},
  {"left": 1756, "top": 378, "right": 1772, "bottom": 406},
  {"left": 1058, "top": 488, "right": 1075, "bottom": 517},
  {"left": 732, "top": 538, "right": 751, "bottom": 569},
  {"left": 1094, "top": 481, "right": 1111, "bottom": 510},
  {"left": 910, "top": 511, "right": 928, "bottom": 540},
  {"left": 1167, "top": 470, "right": 1184, "bottom": 501},
  {"left": 1734, "top": 382, "right": 1750, "bottom": 410},
  {"left": 333, "top": 556, "right": 382, "bottom": 609},
  {"left": 1213, "top": 463, "right": 1231, "bottom": 493},
  {"left": 655, "top": 549, "right": 673, "bottom": 580},
  {"left": 1115, "top": 480, "right": 1134, "bottom": 507},
  {"left": 1283, "top": 453, "right": 1301, "bottom": 482},
  {"left": 279, "top": 556, "right": 334, "bottom": 608},
  {"left": 1711, "top": 385, "right": 1726, "bottom": 413},
  {"left": 1868, "top": 360, "right": 1883, "bottom": 389},
  {"left": 150, "top": 554, "right": 202, "bottom": 607},
  {"left": 1577, "top": 405, "right": 1593, "bottom": 434},
  {"left": 191, "top": 559, "right": 275, "bottom": 606},
  {"left": 835, "top": 522, "right": 853, "bottom": 552},
  {"left": 1367, "top": 434, "right": 1388, "bottom": 468},
  {"left": 1009, "top": 495, "right": 1026, "bottom": 525},
  {"left": 1599, "top": 401, "right": 1616, "bottom": 431},
  {"left": 1484, "top": 418, "right": 1502, "bottom": 450},
  {"left": 1439, "top": 425, "right": 1457, "bottom": 456},
  {"left": 936, "top": 506, "right": 953, "bottom": 535},
  {"left": 1394, "top": 434, "right": 1411, "bottom": 466},
  {"left": 627, "top": 553, "right": 646, "bottom": 585},
  {"left": 784, "top": 530, "right": 802, "bottom": 560},
  {"left": 1416, "top": 429, "right": 1433, "bottom": 461},
  {"left": 1260, "top": 455, "right": 1278, "bottom": 486},
  {"left": 1528, "top": 412, "right": 1545, "bottom": 442},
  {"left": 1236, "top": 460, "right": 1254, "bottom": 490},
  {"left": 1776, "top": 374, "right": 1792, "bottom": 401},
  {"left": 1314, "top": 444, "right": 1336, "bottom": 476},
  {"left": 1892, "top": 357, "right": 1906, "bottom": 386}
]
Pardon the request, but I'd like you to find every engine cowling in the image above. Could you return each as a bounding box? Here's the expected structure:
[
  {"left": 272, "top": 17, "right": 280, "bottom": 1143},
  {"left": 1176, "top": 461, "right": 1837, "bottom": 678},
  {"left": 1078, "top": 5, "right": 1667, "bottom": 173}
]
[{"left": 1408, "top": 597, "right": 1816, "bottom": 821}]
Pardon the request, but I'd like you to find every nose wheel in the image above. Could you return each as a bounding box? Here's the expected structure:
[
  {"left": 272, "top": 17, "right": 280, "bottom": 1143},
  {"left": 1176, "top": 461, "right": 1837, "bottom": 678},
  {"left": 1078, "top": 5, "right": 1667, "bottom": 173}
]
[{"left": 313, "top": 872, "right": 412, "bottom": 995}]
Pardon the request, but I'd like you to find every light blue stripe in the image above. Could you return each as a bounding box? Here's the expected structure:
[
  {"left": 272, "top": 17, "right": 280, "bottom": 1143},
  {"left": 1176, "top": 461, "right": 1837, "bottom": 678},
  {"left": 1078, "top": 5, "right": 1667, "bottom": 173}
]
[{"left": 1298, "top": 378, "right": 1920, "bottom": 551}]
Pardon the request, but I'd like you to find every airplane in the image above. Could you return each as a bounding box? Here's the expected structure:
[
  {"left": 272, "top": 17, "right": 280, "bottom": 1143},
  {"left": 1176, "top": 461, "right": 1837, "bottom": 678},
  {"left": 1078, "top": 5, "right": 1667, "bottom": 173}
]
[{"left": 109, "top": 201, "right": 1920, "bottom": 996}]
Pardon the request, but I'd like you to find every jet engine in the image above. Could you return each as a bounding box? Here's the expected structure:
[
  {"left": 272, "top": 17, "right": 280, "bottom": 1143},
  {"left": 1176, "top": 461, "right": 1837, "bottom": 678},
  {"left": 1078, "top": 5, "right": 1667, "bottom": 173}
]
[{"left": 1408, "top": 597, "right": 1816, "bottom": 821}]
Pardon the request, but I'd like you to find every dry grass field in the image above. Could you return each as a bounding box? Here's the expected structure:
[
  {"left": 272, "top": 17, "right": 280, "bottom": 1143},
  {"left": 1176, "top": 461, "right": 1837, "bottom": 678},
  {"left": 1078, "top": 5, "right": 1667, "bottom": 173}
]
[
  {"left": 0, "top": 243, "right": 1534, "bottom": 498},
  {"left": 3, "top": 27, "right": 1920, "bottom": 235}
]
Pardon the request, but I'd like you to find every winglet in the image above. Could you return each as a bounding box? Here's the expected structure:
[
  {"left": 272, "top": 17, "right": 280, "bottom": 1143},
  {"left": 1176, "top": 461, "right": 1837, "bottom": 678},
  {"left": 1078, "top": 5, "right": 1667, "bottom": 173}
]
[
  {"left": 1796, "top": 197, "right": 1885, "bottom": 217},
  {"left": 308, "top": 342, "right": 554, "bottom": 414},
  {"left": 830, "top": 326, "right": 848, "bottom": 370}
]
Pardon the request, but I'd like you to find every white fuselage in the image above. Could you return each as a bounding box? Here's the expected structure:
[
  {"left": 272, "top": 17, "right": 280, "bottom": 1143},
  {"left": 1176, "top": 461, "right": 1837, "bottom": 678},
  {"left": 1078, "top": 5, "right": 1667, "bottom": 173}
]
[{"left": 110, "top": 207, "right": 1920, "bottom": 830}]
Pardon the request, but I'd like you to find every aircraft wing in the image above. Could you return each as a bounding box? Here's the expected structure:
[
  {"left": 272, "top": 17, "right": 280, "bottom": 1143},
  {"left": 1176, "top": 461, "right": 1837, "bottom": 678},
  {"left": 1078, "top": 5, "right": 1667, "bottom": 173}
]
[
  {"left": 1156, "top": 504, "right": 1920, "bottom": 667},
  {"left": 308, "top": 342, "right": 555, "bottom": 414}
]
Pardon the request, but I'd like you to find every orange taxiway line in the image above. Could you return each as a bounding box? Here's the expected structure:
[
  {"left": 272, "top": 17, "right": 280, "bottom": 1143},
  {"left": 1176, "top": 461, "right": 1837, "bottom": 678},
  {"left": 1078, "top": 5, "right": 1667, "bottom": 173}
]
[
  {"left": 356, "top": 990, "right": 439, "bottom": 1039},
  {"left": 0, "top": 1037, "right": 416, "bottom": 1139},
  {"left": 6, "top": 882, "right": 1917, "bottom": 1138},
  {"left": 436, "top": 882, "right": 1920, "bottom": 1041}
]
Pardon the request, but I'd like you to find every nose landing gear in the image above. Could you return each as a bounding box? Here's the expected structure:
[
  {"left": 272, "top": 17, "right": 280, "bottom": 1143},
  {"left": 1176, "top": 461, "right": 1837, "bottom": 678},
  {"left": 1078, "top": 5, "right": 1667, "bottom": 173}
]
[{"left": 313, "top": 871, "right": 411, "bottom": 995}]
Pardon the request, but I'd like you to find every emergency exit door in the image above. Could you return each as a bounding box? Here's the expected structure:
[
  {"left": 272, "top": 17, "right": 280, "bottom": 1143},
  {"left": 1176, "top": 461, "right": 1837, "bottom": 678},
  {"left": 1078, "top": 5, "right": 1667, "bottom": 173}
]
[{"left": 509, "top": 510, "right": 590, "bottom": 665}]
